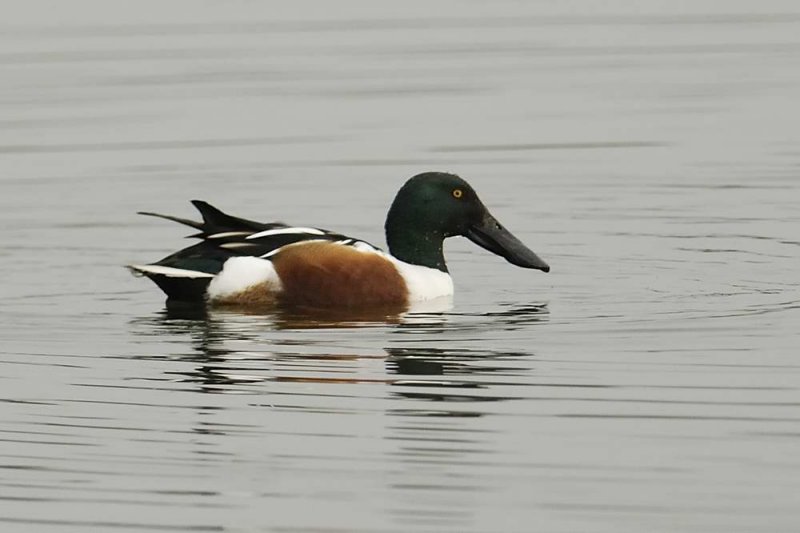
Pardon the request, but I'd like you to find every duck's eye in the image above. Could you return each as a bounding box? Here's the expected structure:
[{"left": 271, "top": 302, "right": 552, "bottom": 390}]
[{"left": 452, "top": 188, "right": 463, "bottom": 199}]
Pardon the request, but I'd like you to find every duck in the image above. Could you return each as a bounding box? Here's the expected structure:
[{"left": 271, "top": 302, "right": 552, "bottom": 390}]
[{"left": 128, "top": 172, "right": 550, "bottom": 309}]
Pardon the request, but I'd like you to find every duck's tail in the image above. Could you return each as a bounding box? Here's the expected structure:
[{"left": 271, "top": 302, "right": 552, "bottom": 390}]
[
  {"left": 138, "top": 200, "right": 278, "bottom": 238},
  {"left": 131, "top": 201, "right": 285, "bottom": 302}
]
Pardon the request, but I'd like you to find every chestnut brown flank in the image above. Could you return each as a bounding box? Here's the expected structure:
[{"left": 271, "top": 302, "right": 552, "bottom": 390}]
[
  {"left": 271, "top": 242, "right": 409, "bottom": 308},
  {"left": 212, "top": 281, "right": 278, "bottom": 308}
]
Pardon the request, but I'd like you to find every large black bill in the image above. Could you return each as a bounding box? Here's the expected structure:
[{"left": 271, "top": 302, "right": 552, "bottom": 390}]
[{"left": 466, "top": 214, "right": 550, "bottom": 272}]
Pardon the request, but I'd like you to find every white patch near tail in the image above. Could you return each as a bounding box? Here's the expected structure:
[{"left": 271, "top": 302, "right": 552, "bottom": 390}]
[
  {"left": 206, "top": 256, "right": 282, "bottom": 300},
  {"left": 128, "top": 264, "right": 215, "bottom": 279}
]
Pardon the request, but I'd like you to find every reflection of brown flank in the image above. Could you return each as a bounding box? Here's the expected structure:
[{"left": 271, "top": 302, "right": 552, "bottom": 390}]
[{"left": 271, "top": 242, "right": 409, "bottom": 308}]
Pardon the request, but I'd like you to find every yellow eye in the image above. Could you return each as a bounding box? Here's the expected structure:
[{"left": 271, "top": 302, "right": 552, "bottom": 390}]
[{"left": 452, "top": 188, "right": 463, "bottom": 199}]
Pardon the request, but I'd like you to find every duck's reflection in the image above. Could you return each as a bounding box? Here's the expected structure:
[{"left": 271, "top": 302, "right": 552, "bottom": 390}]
[
  {"left": 137, "top": 296, "right": 545, "bottom": 334},
  {"left": 161, "top": 298, "right": 453, "bottom": 329},
  {"left": 128, "top": 303, "right": 543, "bottom": 408},
  {"left": 386, "top": 346, "right": 532, "bottom": 406},
  {"left": 130, "top": 301, "right": 543, "bottom": 398}
]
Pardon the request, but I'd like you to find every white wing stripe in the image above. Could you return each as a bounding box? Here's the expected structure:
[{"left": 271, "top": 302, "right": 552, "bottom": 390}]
[
  {"left": 219, "top": 242, "right": 259, "bottom": 250},
  {"left": 247, "top": 227, "right": 325, "bottom": 240},
  {"left": 207, "top": 231, "right": 254, "bottom": 239}
]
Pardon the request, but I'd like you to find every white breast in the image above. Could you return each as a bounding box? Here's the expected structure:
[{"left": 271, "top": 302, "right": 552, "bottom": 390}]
[{"left": 388, "top": 257, "right": 454, "bottom": 302}]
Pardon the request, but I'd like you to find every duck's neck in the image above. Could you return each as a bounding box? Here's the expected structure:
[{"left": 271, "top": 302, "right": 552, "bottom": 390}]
[{"left": 385, "top": 216, "right": 448, "bottom": 272}]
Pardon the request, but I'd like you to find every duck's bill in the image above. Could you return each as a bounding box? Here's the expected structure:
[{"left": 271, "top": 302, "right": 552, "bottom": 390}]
[{"left": 466, "top": 214, "right": 550, "bottom": 272}]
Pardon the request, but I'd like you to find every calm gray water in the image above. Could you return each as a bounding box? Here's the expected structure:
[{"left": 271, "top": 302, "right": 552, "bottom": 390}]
[{"left": 2, "top": 1, "right": 799, "bottom": 532}]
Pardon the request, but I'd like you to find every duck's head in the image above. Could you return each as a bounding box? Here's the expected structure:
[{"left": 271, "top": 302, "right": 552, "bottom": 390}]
[{"left": 385, "top": 172, "right": 550, "bottom": 273}]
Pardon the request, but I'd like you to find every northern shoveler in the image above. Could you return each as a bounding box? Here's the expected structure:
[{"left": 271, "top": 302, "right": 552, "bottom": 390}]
[{"left": 128, "top": 172, "right": 550, "bottom": 309}]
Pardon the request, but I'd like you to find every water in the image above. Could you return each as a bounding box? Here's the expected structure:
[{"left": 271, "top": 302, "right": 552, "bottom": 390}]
[{"left": 2, "top": 1, "right": 800, "bottom": 531}]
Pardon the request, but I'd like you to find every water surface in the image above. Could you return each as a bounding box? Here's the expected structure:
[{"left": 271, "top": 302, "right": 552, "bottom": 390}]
[{"left": 1, "top": 1, "right": 799, "bottom": 532}]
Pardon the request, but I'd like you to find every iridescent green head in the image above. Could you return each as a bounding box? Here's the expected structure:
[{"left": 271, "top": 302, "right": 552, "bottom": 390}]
[{"left": 385, "top": 172, "right": 550, "bottom": 273}]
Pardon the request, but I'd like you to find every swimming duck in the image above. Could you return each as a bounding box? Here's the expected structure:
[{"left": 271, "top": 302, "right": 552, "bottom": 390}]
[{"left": 129, "top": 172, "right": 549, "bottom": 309}]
